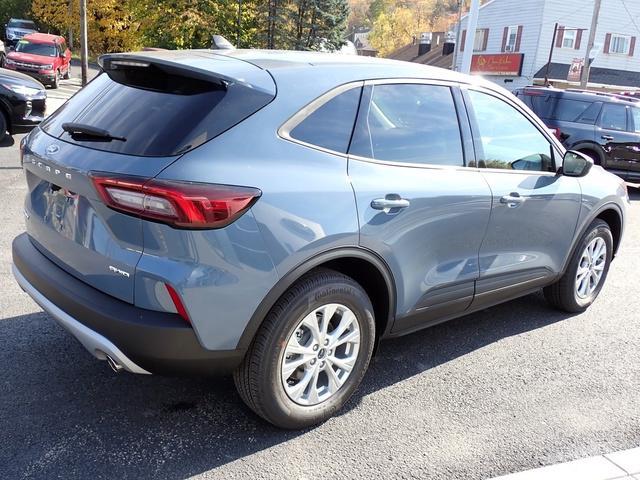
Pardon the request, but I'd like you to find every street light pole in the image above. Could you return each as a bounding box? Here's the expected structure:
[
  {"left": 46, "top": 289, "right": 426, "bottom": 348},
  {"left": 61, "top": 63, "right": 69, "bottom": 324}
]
[
  {"left": 68, "top": 0, "right": 73, "bottom": 49},
  {"left": 580, "top": 0, "right": 602, "bottom": 88},
  {"left": 236, "top": 0, "right": 242, "bottom": 48},
  {"left": 80, "top": 0, "right": 88, "bottom": 86}
]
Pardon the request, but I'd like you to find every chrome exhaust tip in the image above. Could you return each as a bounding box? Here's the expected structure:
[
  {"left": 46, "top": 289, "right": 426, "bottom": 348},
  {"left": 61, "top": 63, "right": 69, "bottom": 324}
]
[{"left": 105, "top": 354, "right": 124, "bottom": 373}]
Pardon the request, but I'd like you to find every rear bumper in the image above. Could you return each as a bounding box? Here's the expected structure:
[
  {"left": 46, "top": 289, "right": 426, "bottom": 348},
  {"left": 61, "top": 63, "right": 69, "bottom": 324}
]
[{"left": 12, "top": 233, "right": 244, "bottom": 375}]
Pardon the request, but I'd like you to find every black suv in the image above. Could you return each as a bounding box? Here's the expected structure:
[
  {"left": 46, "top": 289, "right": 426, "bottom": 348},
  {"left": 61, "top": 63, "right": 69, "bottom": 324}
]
[{"left": 515, "top": 87, "right": 640, "bottom": 182}]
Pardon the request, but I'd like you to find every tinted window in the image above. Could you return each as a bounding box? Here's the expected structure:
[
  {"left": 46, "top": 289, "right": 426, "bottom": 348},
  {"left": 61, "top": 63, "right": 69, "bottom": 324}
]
[
  {"left": 577, "top": 102, "right": 603, "bottom": 124},
  {"left": 600, "top": 103, "right": 628, "bottom": 131},
  {"left": 467, "top": 90, "right": 554, "bottom": 172},
  {"left": 41, "top": 71, "right": 274, "bottom": 157},
  {"left": 349, "top": 84, "right": 464, "bottom": 166},
  {"left": 631, "top": 107, "right": 640, "bottom": 133},
  {"left": 289, "top": 87, "right": 362, "bottom": 153}
]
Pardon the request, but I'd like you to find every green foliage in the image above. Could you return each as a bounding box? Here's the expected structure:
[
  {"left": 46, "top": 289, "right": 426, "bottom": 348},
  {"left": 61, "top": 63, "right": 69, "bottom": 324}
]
[
  {"left": 0, "top": 0, "right": 31, "bottom": 30},
  {"left": 23, "top": 0, "right": 349, "bottom": 54}
]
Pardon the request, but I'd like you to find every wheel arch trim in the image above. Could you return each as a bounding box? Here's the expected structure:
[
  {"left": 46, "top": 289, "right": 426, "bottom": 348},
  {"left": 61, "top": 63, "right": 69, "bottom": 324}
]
[
  {"left": 236, "top": 247, "right": 397, "bottom": 352},
  {"left": 562, "top": 201, "right": 624, "bottom": 274}
]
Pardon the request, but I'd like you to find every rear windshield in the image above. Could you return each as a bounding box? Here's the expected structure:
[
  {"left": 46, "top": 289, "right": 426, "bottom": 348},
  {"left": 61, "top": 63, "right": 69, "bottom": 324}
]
[
  {"left": 15, "top": 40, "right": 56, "bottom": 57},
  {"left": 41, "top": 69, "right": 274, "bottom": 157},
  {"left": 8, "top": 20, "right": 36, "bottom": 29}
]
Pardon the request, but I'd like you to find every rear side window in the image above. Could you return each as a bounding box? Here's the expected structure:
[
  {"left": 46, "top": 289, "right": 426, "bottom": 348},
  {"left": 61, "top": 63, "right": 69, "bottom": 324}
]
[
  {"left": 349, "top": 84, "right": 464, "bottom": 166},
  {"left": 577, "top": 102, "right": 603, "bottom": 124},
  {"left": 289, "top": 87, "right": 362, "bottom": 153},
  {"left": 600, "top": 103, "right": 628, "bottom": 131},
  {"left": 631, "top": 107, "right": 640, "bottom": 132},
  {"left": 41, "top": 70, "right": 274, "bottom": 157},
  {"left": 527, "top": 95, "right": 592, "bottom": 122}
]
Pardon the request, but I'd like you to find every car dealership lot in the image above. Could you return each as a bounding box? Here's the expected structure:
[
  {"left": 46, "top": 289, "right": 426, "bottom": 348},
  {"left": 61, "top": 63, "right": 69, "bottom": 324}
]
[{"left": 0, "top": 129, "right": 638, "bottom": 478}]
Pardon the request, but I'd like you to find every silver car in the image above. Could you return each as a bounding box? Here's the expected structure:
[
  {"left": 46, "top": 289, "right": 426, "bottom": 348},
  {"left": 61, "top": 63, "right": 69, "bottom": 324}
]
[{"left": 12, "top": 50, "right": 628, "bottom": 429}]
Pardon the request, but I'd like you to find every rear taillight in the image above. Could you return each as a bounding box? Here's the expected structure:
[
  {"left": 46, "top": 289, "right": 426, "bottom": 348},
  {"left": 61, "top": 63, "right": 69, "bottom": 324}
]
[
  {"left": 90, "top": 173, "right": 261, "bottom": 229},
  {"left": 552, "top": 127, "right": 562, "bottom": 140}
]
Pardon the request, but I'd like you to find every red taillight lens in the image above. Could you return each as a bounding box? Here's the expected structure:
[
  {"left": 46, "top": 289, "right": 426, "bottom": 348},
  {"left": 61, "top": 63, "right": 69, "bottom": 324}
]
[
  {"left": 553, "top": 127, "right": 562, "bottom": 140},
  {"left": 90, "top": 173, "right": 261, "bottom": 229},
  {"left": 165, "top": 283, "right": 191, "bottom": 325}
]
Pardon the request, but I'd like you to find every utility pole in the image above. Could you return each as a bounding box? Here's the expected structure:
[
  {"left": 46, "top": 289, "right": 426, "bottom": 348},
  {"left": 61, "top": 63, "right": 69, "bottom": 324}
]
[
  {"left": 451, "top": 0, "right": 463, "bottom": 71},
  {"left": 68, "top": 0, "right": 73, "bottom": 49},
  {"left": 460, "top": 0, "right": 480, "bottom": 74},
  {"left": 80, "top": 0, "right": 88, "bottom": 86},
  {"left": 543, "top": 23, "right": 558, "bottom": 86},
  {"left": 580, "top": 0, "right": 602, "bottom": 88},
  {"left": 236, "top": 0, "right": 242, "bottom": 48}
]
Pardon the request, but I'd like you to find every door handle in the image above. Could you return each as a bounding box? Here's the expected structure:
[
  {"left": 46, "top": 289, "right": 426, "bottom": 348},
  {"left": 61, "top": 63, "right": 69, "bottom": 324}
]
[
  {"left": 371, "top": 196, "right": 410, "bottom": 211},
  {"left": 601, "top": 135, "right": 614, "bottom": 141},
  {"left": 499, "top": 193, "right": 524, "bottom": 208}
]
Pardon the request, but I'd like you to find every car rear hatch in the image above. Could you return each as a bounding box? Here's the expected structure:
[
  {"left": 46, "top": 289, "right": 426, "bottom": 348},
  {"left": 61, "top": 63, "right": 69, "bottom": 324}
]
[{"left": 23, "top": 51, "right": 275, "bottom": 304}]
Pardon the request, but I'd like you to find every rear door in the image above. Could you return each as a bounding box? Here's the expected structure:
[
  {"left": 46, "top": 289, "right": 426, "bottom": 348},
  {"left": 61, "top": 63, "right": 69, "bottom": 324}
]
[
  {"left": 24, "top": 57, "right": 275, "bottom": 303},
  {"left": 597, "top": 102, "right": 636, "bottom": 173},
  {"left": 348, "top": 81, "right": 492, "bottom": 334},
  {"left": 462, "top": 86, "right": 581, "bottom": 309}
]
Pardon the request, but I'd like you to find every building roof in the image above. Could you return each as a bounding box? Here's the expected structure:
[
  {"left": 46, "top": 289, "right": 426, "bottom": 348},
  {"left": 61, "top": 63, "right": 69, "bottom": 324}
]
[
  {"left": 534, "top": 63, "right": 640, "bottom": 88},
  {"left": 388, "top": 33, "right": 453, "bottom": 69}
]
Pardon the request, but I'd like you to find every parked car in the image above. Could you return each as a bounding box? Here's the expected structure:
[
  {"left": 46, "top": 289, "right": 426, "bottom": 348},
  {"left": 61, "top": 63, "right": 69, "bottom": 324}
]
[
  {"left": 4, "top": 33, "right": 71, "bottom": 88},
  {"left": 4, "top": 18, "right": 37, "bottom": 48},
  {"left": 514, "top": 86, "right": 640, "bottom": 183},
  {"left": 12, "top": 51, "right": 628, "bottom": 429},
  {"left": 0, "top": 67, "right": 46, "bottom": 142}
]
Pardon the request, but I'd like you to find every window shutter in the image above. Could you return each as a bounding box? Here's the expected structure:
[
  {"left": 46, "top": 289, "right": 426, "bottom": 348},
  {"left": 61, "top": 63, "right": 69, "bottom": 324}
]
[
  {"left": 630, "top": 36, "right": 636, "bottom": 56},
  {"left": 501, "top": 26, "right": 508, "bottom": 52},
  {"left": 575, "top": 29, "right": 582, "bottom": 50},
  {"left": 604, "top": 33, "right": 611, "bottom": 53},
  {"left": 556, "top": 26, "right": 565, "bottom": 48},
  {"left": 515, "top": 25, "right": 523, "bottom": 52},
  {"left": 461, "top": 29, "right": 466, "bottom": 51},
  {"left": 482, "top": 29, "right": 489, "bottom": 51}
]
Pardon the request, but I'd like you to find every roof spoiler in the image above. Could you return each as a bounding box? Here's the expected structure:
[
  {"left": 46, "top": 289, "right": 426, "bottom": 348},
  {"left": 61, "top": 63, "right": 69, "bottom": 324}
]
[{"left": 98, "top": 52, "right": 276, "bottom": 96}]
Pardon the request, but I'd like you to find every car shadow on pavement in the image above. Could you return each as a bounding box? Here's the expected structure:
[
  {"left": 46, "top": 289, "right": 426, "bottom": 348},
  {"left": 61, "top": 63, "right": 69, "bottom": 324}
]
[{"left": 0, "top": 291, "right": 573, "bottom": 479}]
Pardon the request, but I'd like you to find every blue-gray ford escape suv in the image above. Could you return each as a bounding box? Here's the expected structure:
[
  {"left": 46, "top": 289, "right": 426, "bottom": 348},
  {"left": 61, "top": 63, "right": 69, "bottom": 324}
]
[{"left": 12, "top": 50, "right": 629, "bottom": 429}]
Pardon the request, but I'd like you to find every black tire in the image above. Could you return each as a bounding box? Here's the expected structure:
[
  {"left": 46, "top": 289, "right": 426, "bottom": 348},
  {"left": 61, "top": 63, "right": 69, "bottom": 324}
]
[
  {"left": 0, "top": 52, "right": 5, "bottom": 68},
  {"left": 63, "top": 64, "right": 71, "bottom": 80},
  {"left": 234, "top": 268, "right": 375, "bottom": 429},
  {"left": 578, "top": 148, "right": 602, "bottom": 166},
  {"left": 544, "top": 219, "right": 613, "bottom": 313},
  {"left": 0, "top": 110, "right": 7, "bottom": 143},
  {"left": 51, "top": 71, "right": 59, "bottom": 89}
]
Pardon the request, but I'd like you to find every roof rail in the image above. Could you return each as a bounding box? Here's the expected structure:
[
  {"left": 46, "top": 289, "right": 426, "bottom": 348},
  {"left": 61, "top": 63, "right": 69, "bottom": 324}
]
[{"left": 565, "top": 88, "right": 640, "bottom": 103}]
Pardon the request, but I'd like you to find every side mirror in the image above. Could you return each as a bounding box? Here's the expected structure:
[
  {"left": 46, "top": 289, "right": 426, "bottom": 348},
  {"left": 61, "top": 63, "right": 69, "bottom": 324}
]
[{"left": 561, "top": 150, "right": 593, "bottom": 177}]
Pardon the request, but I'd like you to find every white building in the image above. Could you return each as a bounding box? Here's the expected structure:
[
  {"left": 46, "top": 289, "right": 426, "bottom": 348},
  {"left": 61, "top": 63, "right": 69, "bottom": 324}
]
[{"left": 454, "top": 0, "right": 640, "bottom": 90}]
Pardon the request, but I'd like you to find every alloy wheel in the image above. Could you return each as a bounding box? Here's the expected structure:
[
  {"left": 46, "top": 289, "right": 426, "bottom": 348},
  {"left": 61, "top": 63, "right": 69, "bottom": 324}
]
[
  {"left": 575, "top": 236, "right": 607, "bottom": 299},
  {"left": 281, "top": 303, "right": 361, "bottom": 406}
]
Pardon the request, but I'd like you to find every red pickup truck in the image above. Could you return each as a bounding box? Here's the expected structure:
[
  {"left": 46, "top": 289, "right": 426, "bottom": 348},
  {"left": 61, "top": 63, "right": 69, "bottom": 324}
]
[{"left": 4, "top": 33, "right": 71, "bottom": 89}]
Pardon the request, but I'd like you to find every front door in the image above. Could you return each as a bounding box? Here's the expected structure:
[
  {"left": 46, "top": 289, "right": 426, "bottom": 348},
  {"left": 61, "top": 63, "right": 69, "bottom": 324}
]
[
  {"left": 348, "top": 82, "right": 492, "bottom": 334},
  {"left": 462, "top": 87, "right": 582, "bottom": 310}
]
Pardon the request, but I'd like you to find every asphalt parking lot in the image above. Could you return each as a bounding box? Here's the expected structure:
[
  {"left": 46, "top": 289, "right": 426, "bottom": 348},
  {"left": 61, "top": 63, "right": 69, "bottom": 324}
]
[{"left": 0, "top": 118, "right": 638, "bottom": 478}]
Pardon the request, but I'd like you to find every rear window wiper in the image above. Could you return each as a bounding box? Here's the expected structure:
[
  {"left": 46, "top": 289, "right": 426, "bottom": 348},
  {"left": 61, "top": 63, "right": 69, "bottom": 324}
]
[{"left": 62, "top": 122, "right": 126, "bottom": 142}]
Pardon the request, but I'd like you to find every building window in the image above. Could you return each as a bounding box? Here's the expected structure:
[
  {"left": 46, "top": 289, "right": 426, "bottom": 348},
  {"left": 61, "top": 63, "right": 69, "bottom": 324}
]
[
  {"left": 610, "top": 34, "right": 631, "bottom": 54},
  {"left": 474, "top": 28, "right": 489, "bottom": 52},
  {"left": 562, "top": 29, "right": 576, "bottom": 48},
  {"left": 505, "top": 25, "right": 518, "bottom": 51}
]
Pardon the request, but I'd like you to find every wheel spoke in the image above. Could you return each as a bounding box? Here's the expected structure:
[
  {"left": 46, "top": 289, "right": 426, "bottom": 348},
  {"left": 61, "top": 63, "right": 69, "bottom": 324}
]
[
  {"left": 306, "top": 367, "right": 321, "bottom": 404},
  {"left": 333, "top": 329, "right": 360, "bottom": 348},
  {"left": 287, "top": 366, "right": 316, "bottom": 401},
  {"left": 319, "top": 304, "right": 338, "bottom": 335},
  {"left": 324, "top": 363, "right": 343, "bottom": 394},
  {"left": 329, "top": 355, "right": 356, "bottom": 373},
  {"left": 328, "top": 310, "right": 357, "bottom": 346},
  {"left": 300, "top": 311, "right": 322, "bottom": 343},
  {"left": 282, "top": 355, "right": 311, "bottom": 380}
]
